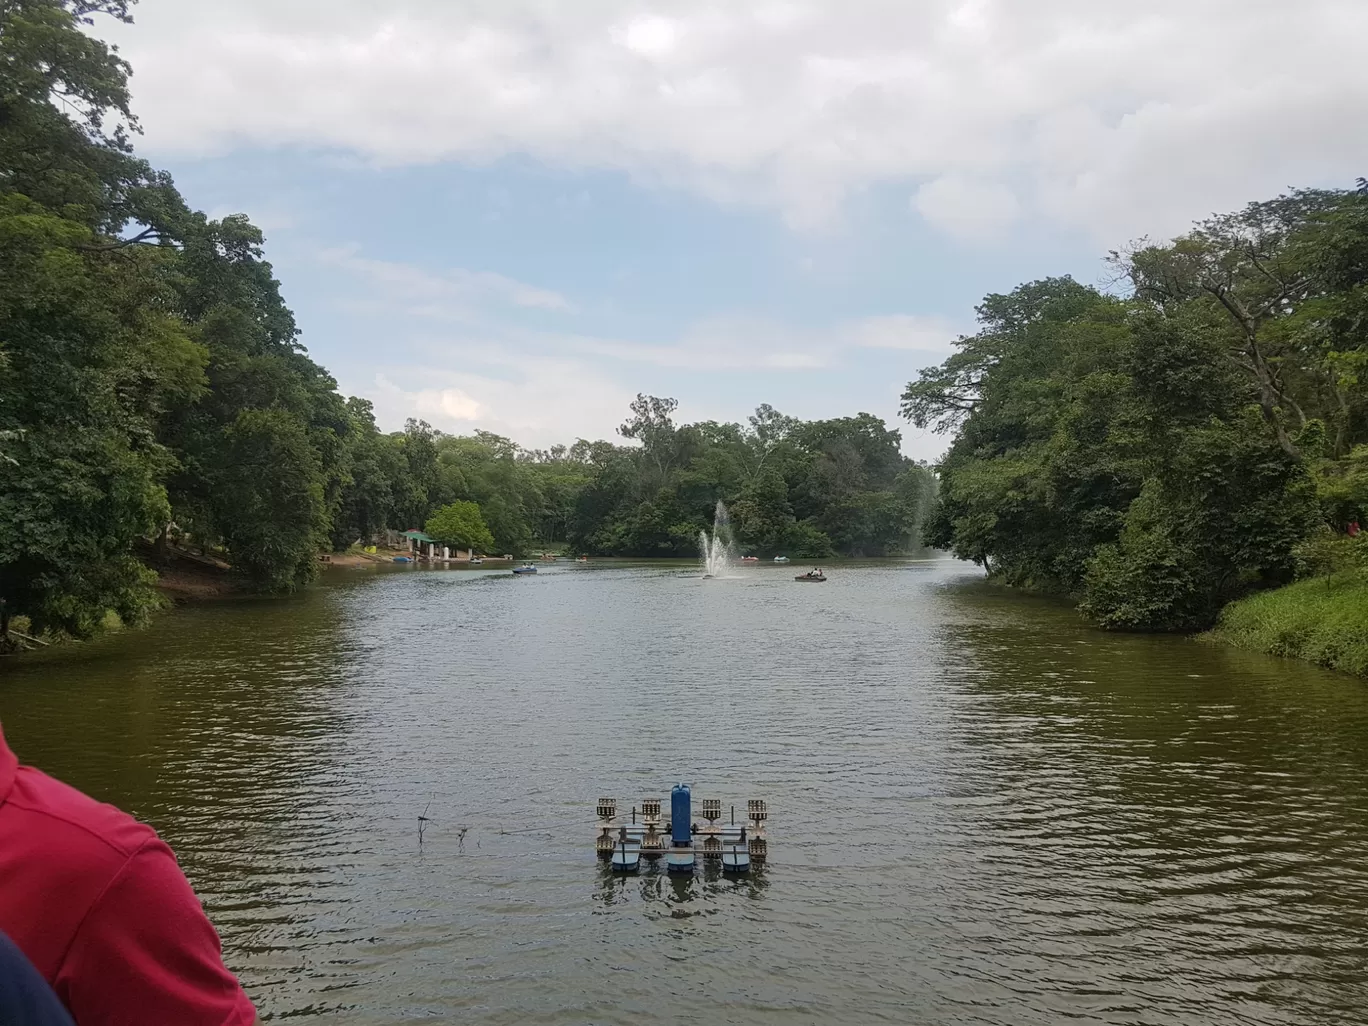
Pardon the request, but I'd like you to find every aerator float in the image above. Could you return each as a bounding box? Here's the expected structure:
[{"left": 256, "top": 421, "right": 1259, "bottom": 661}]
[{"left": 595, "top": 785, "right": 767, "bottom": 875}]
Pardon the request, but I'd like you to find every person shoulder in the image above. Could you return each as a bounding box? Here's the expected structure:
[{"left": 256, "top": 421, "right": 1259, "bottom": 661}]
[{"left": 7, "top": 764, "right": 159, "bottom": 865}]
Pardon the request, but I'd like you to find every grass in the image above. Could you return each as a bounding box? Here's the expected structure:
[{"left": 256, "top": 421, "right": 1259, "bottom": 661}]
[{"left": 1209, "top": 573, "right": 1368, "bottom": 678}]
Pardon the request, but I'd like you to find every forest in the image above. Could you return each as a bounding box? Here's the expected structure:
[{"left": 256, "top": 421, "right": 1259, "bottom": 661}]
[
  {"left": 904, "top": 185, "right": 1368, "bottom": 653},
  {"left": 0, "top": 0, "right": 933, "bottom": 646}
]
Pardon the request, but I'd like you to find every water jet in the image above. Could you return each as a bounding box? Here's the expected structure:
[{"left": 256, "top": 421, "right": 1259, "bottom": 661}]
[{"left": 699, "top": 501, "right": 738, "bottom": 579}]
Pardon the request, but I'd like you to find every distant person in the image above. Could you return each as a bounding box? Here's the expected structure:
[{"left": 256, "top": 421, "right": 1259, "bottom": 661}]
[
  {"left": 0, "top": 723, "right": 259, "bottom": 1025},
  {"left": 1350, "top": 520, "right": 1360, "bottom": 538},
  {"left": 0, "top": 930, "right": 75, "bottom": 1026}
]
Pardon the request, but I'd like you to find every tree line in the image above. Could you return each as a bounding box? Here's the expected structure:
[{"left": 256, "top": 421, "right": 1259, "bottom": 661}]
[
  {"left": 904, "top": 184, "right": 1368, "bottom": 631},
  {"left": 335, "top": 397, "right": 936, "bottom": 563},
  {"left": 0, "top": 1, "right": 933, "bottom": 646}
]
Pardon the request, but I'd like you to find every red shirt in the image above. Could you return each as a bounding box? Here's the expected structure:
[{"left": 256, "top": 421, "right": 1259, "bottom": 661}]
[{"left": 0, "top": 724, "right": 257, "bottom": 1026}]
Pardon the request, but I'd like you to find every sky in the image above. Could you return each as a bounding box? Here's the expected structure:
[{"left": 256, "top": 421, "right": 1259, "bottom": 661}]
[{"left": 94, "top": 0, "right": 1368, "bottom": 461}]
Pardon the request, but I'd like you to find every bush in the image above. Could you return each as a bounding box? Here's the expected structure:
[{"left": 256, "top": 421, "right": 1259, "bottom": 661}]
[
  {"left": 1212, "top": 574, "right": 1368, "bottom": 677},
  {"left": 1292, "top": 529, "right": 1367, "bottom": 579}
]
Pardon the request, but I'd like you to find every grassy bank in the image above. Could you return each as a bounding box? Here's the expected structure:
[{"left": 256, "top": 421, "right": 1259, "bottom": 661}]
[{"left": 1209, "top": 574, "right": 1368, "bottom": 678}]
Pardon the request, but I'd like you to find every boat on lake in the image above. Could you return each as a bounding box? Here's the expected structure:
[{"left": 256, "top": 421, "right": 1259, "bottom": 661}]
[
  {"left": 795, "top": 568, "right": 827, "bottom": 582},
  {"left": 740, "top": 556, "right": 759, "bottom": 563},
  {"left": 773, "top": 555, "right": 790, "bottom": 563},
  {"left": 469, "top": 557, "right": 483, "bottom": 565},
  {"left": 512, "top": 564, "right": 538, "bottom": 575}
]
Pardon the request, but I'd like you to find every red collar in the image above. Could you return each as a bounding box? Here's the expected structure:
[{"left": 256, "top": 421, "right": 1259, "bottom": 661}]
[{"left": 0, "top": 723, "right": 18, "bottom": 806}]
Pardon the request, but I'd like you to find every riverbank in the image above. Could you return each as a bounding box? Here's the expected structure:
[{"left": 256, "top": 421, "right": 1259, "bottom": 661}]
[
  {"left": 139, "top": 543, "right": 242, "bottom": 604},
  {"left": 1207, "top": 574, "right": 1368, "bottom": 678}
]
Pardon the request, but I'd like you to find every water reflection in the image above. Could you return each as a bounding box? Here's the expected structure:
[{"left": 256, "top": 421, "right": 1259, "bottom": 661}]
[{"left": 594, "top": 861, "right": 771, "bottom": 910}]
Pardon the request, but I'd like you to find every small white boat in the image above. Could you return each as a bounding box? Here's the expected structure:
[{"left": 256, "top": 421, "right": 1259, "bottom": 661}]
[
  {"left": 469, "top": 557, "right": 483, "bottom": 565},
  {"left": 773, "top": 555, "right": 790, "bottom": 563}
]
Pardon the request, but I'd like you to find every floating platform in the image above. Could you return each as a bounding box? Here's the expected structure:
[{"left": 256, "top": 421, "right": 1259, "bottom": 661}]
[
  {"left": 596, "top": 793, "right": 767, "bottom": 875},
  {"left": 665, "top": 848, "right": 696, "bottom": 874},
  {"left": 721, "top": 845, "right": 751, "bottom": 874},
  {"left": 611, "top": 844, "right": 641, "bottom": 873}
]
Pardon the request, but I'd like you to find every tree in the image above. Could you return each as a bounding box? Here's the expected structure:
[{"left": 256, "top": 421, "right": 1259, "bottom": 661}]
[
  {"left": 0, "top": 191, "right": 193, "bottom": 645},
  {"left": 618, "top": 394, "right": 685, "bottom": 494},
  {"left": 425, "top": 501, "right": 495, "bottom": 553},
  {"left": 905, "top": 186, "right": 1368, "bottom": 631},
  {"left": 214, "top": 409, "right": 327, "bottom": 592}
]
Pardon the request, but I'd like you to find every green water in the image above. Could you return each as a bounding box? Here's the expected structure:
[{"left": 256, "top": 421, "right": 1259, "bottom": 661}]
[{"left": 3, "top": 558, "right": 1367, "bottom": 1024}]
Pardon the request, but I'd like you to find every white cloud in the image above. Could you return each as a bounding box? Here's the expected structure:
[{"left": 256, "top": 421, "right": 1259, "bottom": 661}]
[
  {"left": 102, "top": 0, "right": 1368, "bottom": 241},
  {"left": 914, "top": 175, "right": 1021, "bottom": 242},
  {"left": 846, "top": 314, "right": 961, "bottom": 351},
  {"left": 566, "top": 312, "right": 961, "bottom": 370},
  {"left": 318, "top": 246, "right": 572, "bottom": 314},
  {"left": 325, "top": 243, "right": 960, "bottom": 453},
  {"left": 614, "top": 15, "right": 680, "bottom": 58},
  {"left": 363, "top": 360, "right": 638, "bottom": 449},
  {"left": 322, "top": 250, "right": 953, "bottom": 372}
]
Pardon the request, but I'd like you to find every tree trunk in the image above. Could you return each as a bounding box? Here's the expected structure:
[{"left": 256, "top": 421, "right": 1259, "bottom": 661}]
[{"left": 1244, "top": 336, "right": 1300, "bottom": 458}]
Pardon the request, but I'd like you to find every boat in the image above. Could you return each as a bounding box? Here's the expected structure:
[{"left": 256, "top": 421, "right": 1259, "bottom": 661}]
[
  {"left": 469, "top": 557, "right": 483, "bottom": 565},
  {"left": 740, "top": 556, "right": 759, "bottom": 563},
  {"left": 773, "top": 555, "right": 790, "bottom": 563},
  {"left": 795, "top": 569, "right": 827, "bottom": 582},
  {"left": 392, "top": 556, "right": 412, "bottom": 563},
  {"left": 577, "top": 556, "right": 589, "bottom": 563},
  {"left": 512, "top": 564, "right": 538, "bottom": 575}
]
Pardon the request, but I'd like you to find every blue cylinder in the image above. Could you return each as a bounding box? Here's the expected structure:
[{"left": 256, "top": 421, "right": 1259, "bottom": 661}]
[{"left": 671, "top": 784, "right": 691, "bottom": 846}]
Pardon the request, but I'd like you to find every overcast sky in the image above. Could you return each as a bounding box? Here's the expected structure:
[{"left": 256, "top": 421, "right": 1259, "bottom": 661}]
[{"left": 97, "top": 0, "right": 1367, "bottom": 459}]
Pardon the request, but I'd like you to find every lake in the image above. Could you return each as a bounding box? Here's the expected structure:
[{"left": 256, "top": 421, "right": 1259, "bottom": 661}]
[{"left": 3, "top": 557, "right": 1367, "bottom": 1024}]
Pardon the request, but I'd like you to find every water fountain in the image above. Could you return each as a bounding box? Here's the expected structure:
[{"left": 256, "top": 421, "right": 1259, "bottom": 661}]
[{"left": 699, "top": 500, "right": 738, "bottom": 578}]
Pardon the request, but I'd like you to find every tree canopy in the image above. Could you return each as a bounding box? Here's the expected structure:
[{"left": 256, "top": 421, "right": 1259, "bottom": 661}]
[
  {"left": 425, "top": 501, "right": 495, "bottom": 554},
  {"left": 907, "top": 188, "right": 1368, "bottom": 631}
]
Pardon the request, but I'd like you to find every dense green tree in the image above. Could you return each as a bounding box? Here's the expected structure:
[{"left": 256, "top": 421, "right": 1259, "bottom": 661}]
[
  {"left": 0, "top": 194, "right": 183, "bottom": 641},
  {"left": 908, "top": 187, "right": 1368, "bottom": 631},
  {"left": 560, "top": 398, "right": 931, "bottom": 558},
  {"left": 425, "top": 500, "right": 495, "bottom": 553},
  {"left": 329, "top": 398, "right": 402, "bottom": 550},
  {"left": 214, "top": 409, "right": 327, "bottom": 592}
]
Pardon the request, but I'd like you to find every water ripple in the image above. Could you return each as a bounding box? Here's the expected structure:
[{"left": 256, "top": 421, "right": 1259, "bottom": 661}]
[{"left": 4, "top": 561, "right": 1368, "bottom": 1023}]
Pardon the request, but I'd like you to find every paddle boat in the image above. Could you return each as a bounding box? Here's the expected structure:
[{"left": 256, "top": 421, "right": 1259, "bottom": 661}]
[
  {"left": 392, "top": 555, "right": 412, "bottom": 563},
  {"left": 773, "top": 555, "right": 790, "bottom": 563},
  {"left": 739, "top": 556, "right": 759, "bottom": 563},
  {"left": 469, "top": 557, "right": 483, "bottom": 565},
  {"left": 512, "top": 564, "right": 538, "bottom": 575},
  {"left": 795, "top": 568, "right": 827, "bottom": 582}
]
